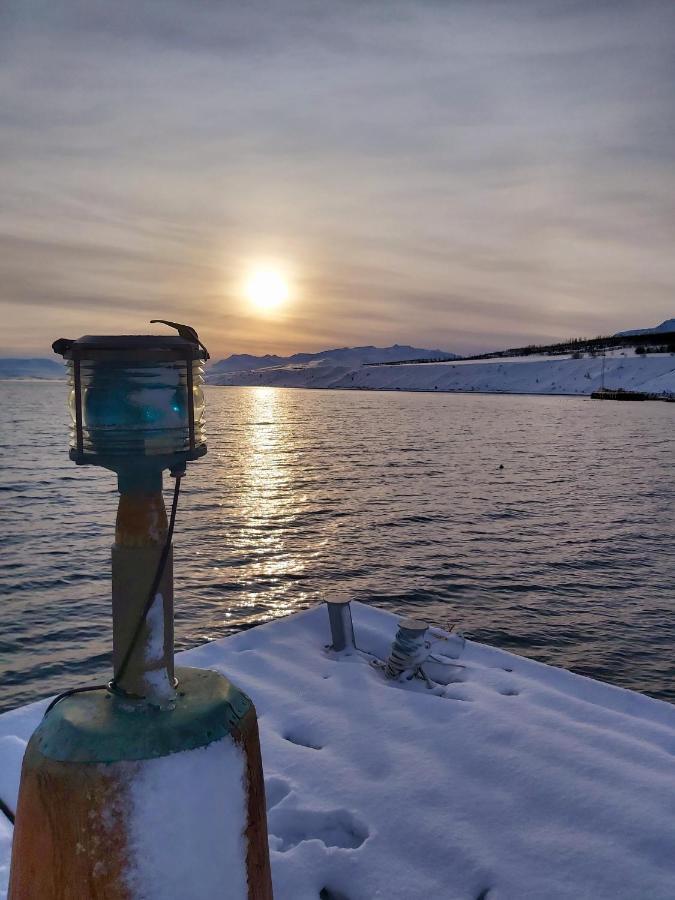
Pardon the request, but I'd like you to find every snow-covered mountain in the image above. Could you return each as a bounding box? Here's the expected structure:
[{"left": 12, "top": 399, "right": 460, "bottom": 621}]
[
  {"left": 209, "top": 344, "right": 458, "bottom": 375},
  {"left": 0, "top": 358, "right": 64, "bottom": 379},
  {"left": 615, "top": 318, "right": 675, "bottom": 337}
]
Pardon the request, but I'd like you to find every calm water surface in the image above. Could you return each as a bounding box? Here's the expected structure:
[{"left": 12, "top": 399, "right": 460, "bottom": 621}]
[{"left": 1, "top": 382, "right": 674, "bottom": 711}]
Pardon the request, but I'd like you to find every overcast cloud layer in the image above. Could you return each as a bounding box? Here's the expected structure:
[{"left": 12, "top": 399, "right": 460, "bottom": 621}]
[{"left": 1, "top": 0, "right": 674, "bottom": 357}]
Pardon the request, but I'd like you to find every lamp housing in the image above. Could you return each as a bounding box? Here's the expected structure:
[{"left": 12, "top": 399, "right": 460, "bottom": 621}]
[{"left": 53, "top": 332, "right": 207, "bottom": 488}]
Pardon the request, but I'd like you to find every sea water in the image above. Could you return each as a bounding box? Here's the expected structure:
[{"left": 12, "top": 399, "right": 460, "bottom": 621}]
[{"left": 1, "top": 381, "right": 673, "bottom": 710}]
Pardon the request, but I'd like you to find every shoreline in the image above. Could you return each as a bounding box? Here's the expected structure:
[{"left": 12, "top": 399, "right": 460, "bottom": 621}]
[
  {"left": 211, "top": 382, "right": 588, "bottom": 398},
  {"left": 211, "top": 383, "right": 675, "bottom": 401}
]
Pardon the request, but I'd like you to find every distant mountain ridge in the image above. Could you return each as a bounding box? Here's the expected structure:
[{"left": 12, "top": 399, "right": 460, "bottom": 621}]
[
  {"left": 5, "top": 322, "right": 672, "bottom": 381},
  {"left": 615, "top": 318, "right": 675, "bottom": 337},
  {"left": 0, "top": 358, "right": 64, "bottom": 379},
  {"left": 209, "top": 344, "right": 458, "bottom": 374}
]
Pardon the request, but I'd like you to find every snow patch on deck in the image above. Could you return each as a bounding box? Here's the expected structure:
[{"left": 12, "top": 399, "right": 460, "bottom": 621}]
[{"left": 1, "top": 603, "right": 675, "bottom": 899}]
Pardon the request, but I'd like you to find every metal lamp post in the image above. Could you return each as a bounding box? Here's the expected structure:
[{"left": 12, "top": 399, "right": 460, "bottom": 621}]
[{"left": 9, "top": 323, "right": 273, "bottom": 899}]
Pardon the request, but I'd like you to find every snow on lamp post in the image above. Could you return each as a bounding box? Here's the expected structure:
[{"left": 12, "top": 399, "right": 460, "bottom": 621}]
[{"left": 9, "top": 323, "right": 273, "bottom": 900}]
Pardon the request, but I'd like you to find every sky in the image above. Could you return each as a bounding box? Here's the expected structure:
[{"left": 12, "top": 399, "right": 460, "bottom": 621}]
[{"left": 1, "top": 0, "right": 675, "bottom": 360}]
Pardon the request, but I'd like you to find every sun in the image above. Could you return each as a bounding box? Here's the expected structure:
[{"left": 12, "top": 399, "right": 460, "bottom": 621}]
[{"left": 244, "top": 268, "right": 289, "bottom": 313}]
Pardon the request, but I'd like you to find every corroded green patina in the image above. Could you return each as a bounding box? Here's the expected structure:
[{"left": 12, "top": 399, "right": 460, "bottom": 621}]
[{"left": 34, "top": 667, "right": 252, "bottom": 763}]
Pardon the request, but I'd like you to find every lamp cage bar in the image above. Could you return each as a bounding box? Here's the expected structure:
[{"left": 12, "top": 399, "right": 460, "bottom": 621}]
[
  {"left": 73, "top": 351, "right": 84, "bottom": 455},
  {"left": 186, "top": 355, "right": 195, "bottom": 451}
]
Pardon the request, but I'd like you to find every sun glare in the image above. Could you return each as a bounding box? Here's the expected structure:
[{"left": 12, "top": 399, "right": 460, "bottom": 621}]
[{"left": 245, "top": 268, "right": 289, "bottom": 313}]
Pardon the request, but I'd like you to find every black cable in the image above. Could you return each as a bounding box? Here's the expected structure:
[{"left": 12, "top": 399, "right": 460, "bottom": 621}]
[
  {"left": 0, "top": 795, "right": 15, "bottom": 826},
  {"left": 42, "top": 682, "right": 109, "bottom": 716},
  {"left": 43, "top": 473, "right": 182, "bottom": 717}
]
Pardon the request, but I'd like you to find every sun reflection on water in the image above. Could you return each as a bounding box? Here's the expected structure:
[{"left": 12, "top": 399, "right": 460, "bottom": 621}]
[{"left": 228, "top": 387, "right": 313, "bottom": 623}]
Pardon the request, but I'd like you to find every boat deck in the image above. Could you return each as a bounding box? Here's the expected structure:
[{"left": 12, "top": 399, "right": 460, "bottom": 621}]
[{"left": 2, "top": 602, "right": 675, "bottom": 899}]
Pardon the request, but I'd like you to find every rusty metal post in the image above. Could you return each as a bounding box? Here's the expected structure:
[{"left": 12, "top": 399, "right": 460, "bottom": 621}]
[{"left": 111, "top": 488, "right": 175, "bottom": 700}]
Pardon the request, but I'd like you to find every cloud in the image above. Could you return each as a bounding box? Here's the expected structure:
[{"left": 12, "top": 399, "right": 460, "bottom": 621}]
[{"left": 1, "top": 0, "right": 674, "bottom": 357}]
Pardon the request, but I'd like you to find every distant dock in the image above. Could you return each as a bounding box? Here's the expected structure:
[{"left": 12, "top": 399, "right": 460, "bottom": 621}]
[
  {"left": 591, "top": 388, "right": 674, "bottom": 401},
  {"left": 591, "top": 388, "right": 648, "bottom": 401}
]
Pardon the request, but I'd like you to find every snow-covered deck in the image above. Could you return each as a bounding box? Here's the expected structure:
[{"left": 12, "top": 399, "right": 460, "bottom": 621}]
[{"left": 2, "top": 602, "right": 675, "bottom": 899}]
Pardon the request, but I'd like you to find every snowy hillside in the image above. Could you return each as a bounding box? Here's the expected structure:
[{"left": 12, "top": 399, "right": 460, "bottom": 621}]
[
  {"left": 210, "top": 352, "right": 675, "bottom": 397},
  {"left": 209, "top": 345, "right": 457, "bottom": 375},
  {"left": 616, "top": 318, "right": 675, "bottom": 337},
  {"left": 2, "top": 602, "right": 675, "bottom": 899}
]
